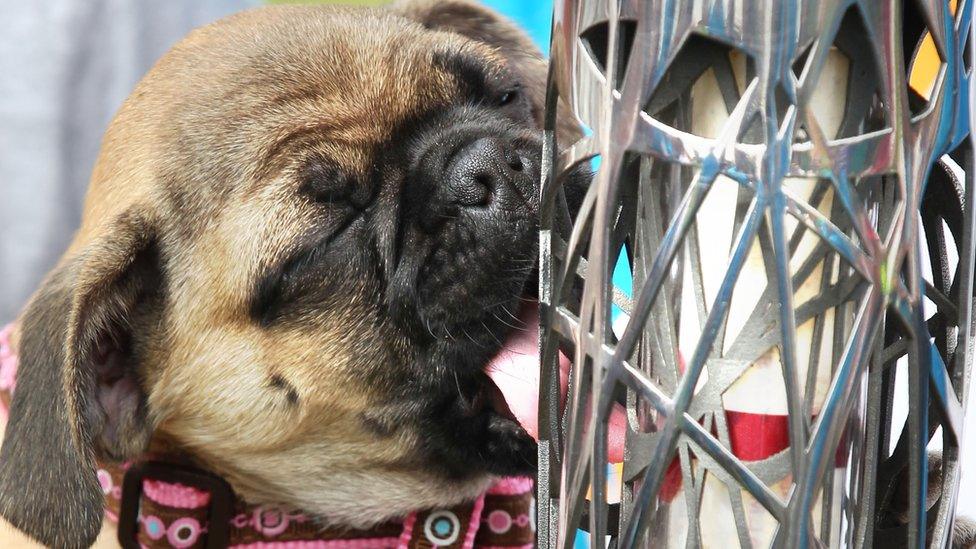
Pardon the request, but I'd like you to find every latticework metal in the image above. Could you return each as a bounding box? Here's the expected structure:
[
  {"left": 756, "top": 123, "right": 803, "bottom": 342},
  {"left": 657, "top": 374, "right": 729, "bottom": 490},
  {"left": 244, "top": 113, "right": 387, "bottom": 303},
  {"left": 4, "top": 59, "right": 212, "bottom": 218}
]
[{"left": 538, "top": 0, "right": 975, "bottom": 547}]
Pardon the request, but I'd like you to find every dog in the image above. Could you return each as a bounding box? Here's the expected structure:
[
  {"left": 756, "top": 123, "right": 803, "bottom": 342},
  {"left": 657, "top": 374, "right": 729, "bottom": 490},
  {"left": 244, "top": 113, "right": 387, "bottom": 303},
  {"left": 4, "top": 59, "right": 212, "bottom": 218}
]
[{"left": 0, "top": 2, "right": 581, "bottom": 546}]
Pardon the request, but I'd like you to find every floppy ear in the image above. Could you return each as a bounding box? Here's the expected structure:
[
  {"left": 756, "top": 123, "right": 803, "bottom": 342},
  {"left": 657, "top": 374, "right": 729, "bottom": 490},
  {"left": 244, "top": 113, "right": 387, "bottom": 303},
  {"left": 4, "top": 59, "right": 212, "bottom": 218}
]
[
  {"left": 0, "top": 209, "right": 162, "bottom": 548},
  {"left": 393, "top": 0, "right": 541, "bottom": 53},
  {"left": 394, "top": 0, "right": 584, "bottom": 151},
  {"left": 955, "top": 517, "right": 976, "bottom": 549},
  {"left": 394, "top": 0, "right": 579, "bottom": 136}
]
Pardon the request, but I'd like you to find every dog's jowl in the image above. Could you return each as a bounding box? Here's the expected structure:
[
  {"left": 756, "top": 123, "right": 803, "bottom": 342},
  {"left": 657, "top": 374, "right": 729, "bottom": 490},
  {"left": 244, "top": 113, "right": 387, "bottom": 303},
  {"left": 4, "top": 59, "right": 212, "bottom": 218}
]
[{"left": 0, "top": 2, "right": 582, "bottom": 547}]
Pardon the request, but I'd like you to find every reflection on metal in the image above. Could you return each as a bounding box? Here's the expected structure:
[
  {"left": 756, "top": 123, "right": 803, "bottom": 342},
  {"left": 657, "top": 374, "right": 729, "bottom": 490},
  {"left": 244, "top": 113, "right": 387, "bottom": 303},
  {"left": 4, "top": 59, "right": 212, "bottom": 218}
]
[{"left": 538, "top": 0, "right": 975, "bottom": 547}]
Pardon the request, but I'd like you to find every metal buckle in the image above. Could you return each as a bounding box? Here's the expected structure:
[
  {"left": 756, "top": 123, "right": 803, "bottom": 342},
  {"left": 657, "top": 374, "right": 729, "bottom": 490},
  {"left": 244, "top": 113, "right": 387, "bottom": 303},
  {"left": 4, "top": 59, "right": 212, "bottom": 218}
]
[{"left": 117, "top": 461, "right": 234, "bottom": 549}]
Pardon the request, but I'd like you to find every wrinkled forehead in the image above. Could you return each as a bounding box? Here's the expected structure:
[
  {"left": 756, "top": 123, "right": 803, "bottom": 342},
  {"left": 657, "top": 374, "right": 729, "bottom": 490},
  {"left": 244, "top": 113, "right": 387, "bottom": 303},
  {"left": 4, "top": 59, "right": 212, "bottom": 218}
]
[
  {"left": 78, "top": 6, "right": 512, "bottom": 241},
  {"left": 156, "top": 8, "right": 507, "bottom": 198}
]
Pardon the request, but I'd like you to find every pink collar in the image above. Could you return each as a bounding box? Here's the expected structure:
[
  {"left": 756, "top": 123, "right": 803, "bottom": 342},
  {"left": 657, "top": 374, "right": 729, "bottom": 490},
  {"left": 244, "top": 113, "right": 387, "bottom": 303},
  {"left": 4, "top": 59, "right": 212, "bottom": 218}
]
[{"left": 0, "top": 325, "right": 535, "bottom": 548}]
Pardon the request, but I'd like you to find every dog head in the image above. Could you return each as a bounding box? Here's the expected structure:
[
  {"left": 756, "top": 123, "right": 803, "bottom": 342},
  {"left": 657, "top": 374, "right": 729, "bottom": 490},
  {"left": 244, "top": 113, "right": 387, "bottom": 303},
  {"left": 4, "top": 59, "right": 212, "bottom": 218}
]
[{"left": 0, "top": 3, "right": 566, "bottom": 546}]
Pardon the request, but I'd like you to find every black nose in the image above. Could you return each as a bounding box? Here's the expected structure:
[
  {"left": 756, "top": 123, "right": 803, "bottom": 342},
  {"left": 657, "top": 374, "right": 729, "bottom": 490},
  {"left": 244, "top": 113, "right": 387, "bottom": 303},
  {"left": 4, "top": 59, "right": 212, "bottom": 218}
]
[{"left": 447, "top": 137, "right": 528, "bottom": 207}]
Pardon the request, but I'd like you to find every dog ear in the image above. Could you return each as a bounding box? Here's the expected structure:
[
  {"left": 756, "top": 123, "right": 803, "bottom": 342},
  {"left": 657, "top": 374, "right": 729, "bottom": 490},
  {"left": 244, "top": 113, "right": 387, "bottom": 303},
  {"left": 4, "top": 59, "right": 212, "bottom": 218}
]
[
  {"left": 394, "top": 0, "right": 584, "bottom": 148},
  {"left": 955, "top": 517, "right": 976, "bottom": 549},
  {"left": 394, "top": 0, "right": 568, "bottom": 131},
  {"left": 0, "top": 209, "right": 161, "bottom": 548},
  {"left": 393, "top": 0, "right": 542, "bottom": 56}
]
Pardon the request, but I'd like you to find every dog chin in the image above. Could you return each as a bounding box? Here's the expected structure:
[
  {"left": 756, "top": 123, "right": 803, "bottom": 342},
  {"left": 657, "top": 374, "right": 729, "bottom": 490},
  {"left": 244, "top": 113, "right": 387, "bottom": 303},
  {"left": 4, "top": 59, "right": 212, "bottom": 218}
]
[{"left": 243, "top": 463, "right": 494, "bottom": 530}]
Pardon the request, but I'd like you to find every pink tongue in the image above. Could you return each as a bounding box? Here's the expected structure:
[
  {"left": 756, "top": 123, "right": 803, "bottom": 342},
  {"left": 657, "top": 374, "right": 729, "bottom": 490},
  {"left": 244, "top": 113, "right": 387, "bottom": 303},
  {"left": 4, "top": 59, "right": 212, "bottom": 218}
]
[{"left": 485, "top": 304, "right": 627, "bottom": 463}]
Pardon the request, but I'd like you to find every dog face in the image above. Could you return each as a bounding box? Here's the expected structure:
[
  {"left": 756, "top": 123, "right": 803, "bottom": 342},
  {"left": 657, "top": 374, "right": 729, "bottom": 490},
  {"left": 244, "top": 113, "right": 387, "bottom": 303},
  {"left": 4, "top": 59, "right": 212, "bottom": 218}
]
[{"left": 0, "top": 3, "right": 561, "bottom": 546}]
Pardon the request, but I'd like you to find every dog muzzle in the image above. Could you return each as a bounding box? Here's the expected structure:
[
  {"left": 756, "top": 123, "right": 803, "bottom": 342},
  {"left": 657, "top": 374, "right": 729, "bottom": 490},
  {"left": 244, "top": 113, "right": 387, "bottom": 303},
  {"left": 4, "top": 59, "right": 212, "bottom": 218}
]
[{"left": 0, "top": 325, "right": 535, "bottom": 549}]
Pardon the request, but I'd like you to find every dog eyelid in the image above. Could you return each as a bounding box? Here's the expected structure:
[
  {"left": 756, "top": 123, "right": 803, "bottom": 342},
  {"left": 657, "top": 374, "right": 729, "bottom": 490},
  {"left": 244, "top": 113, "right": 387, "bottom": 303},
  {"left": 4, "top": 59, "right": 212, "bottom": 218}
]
[
  {"left": 250, "top": 214, "right": 361, "bottom": 325},
  {"left": 498, "top": 87, "right": 519, "bottom": 106},
  {"left": 299, "top": 157, "right": 353, "bottom": 204}
]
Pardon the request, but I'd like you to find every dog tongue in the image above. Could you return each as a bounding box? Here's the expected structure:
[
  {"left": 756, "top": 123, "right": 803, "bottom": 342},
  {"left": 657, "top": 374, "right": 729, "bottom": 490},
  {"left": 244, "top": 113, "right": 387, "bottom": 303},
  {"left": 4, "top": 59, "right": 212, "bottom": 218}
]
[{"left": 486, "top": 303, "right": 626, "bottom": 463}]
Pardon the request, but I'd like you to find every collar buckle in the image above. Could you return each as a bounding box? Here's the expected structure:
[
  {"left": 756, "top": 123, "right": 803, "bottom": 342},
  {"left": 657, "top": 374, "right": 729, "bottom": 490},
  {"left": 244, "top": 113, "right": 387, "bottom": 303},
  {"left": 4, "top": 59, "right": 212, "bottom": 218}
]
[{"left": 117, "top": 461, "right": 234, "bottom": 549}]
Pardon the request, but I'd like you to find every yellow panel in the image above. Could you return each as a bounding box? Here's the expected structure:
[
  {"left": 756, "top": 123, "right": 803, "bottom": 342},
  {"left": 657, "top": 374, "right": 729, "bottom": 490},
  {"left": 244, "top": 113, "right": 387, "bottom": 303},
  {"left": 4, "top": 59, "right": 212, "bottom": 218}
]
[
  {"left": 907, "top": 0, "right": 956, "bottom": 101},
  {"left": 910, "top": 33, "right": 941, "bottom": 101}
]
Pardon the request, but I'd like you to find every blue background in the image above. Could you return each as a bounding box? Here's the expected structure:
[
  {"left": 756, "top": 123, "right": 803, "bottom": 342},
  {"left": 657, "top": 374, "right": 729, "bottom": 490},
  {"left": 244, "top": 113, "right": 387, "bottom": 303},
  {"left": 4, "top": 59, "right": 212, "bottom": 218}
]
[{"left": 482, "top": 0, "right": 553, "bottom": 53}]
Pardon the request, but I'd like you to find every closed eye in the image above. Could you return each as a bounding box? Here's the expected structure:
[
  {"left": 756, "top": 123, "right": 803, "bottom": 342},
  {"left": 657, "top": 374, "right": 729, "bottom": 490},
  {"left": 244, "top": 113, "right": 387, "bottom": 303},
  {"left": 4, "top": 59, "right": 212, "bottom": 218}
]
[
  {"left": 301, "top": 157, "right": 350, "bottom": 203},
  {"left": 250, "top": 213, "right": 362, "bottom": 325},
  {"left": 497, "top": 85, "right": 520, "bottom": 106},
  {"left": 300, "top": 156, "right": 375, "bottom": 209}
]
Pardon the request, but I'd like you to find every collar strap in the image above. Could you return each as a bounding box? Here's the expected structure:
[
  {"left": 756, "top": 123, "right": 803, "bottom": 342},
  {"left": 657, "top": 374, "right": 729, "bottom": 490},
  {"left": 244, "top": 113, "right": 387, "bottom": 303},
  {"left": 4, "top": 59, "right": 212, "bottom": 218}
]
[
  {"left": 0, "top": 325, "right": 535, "bottom": 548},
  {"left": 99, "top": 459, "right": 534, "bottom": 549}
]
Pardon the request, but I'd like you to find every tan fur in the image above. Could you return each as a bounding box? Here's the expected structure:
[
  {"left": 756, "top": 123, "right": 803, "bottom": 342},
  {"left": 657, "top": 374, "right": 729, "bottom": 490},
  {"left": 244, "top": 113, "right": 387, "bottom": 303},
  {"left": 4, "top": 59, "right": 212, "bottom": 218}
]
[
  {"left": 0, "top": 3, "right": 543, "bottom": 546},
  {"left": 0, "top": 418, "right": 119, "bottom": 547}
]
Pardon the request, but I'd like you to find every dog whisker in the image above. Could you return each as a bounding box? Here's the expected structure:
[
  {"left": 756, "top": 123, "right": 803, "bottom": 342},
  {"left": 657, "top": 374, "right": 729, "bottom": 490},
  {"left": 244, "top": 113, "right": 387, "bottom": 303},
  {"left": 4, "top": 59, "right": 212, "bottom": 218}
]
[
  {"left": 452, "top": 370, "right": 464, "bottom": 403},
  {"left": 491, "top": 311, "right": 526, "bottom": 332},
  {"left": 484, "top": 298, "right": 519, "bottom": 310},
  {"left": 460, "top": 326, "right": 489, "bottom": 349},
  {"left": 499, "top": 305, "right": 523, "bottom": 323},
  {"left": 481, "top": 320, "right": 504, "bottom": 347}
]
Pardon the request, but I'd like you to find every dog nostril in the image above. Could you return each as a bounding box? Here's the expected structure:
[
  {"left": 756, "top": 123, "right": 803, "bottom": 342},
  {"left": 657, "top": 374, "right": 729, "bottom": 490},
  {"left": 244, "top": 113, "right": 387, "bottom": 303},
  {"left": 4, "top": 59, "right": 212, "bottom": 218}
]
[
  {"left": 455, "top": 175, "right": 491, "bottom": 207},
  {"left": 447, "top": 137, "right": 528, "bottom": 208},
  {"left": 501, "top": 147, "right": 525, "bottom": 172},
  {"left": 476, "top": 175, "right": 491, "bottom": 190},
  {"left": 507, "top": 154, "right": 524, "bottom": 172}
]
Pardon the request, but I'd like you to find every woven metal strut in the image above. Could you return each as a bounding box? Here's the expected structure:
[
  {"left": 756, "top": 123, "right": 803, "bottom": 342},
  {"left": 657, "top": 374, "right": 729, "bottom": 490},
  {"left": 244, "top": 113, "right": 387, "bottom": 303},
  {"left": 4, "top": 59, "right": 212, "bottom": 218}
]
[{"left": 538, "top": 0, "right": 975, "bottom": 547}]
